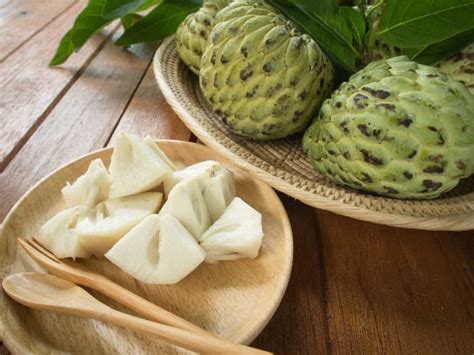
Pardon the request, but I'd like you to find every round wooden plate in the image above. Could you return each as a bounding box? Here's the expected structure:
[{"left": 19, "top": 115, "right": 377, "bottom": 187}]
[
  {"left": 153, "top": 37, "right": 474, "bottom": 231},
  {"left": 0, "top": 140, "right": 293, "bottom": 354}
]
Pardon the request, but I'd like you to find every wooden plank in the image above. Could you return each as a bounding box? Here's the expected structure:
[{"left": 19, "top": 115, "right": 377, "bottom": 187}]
[
  {"left": 0, "top": 1, "right": 114, "bottom": 171},
  {"left": 0, "top": 37, "right": 153, "bottom": 221},
  {"left": 107, "top": 62, "right": 191, "bottom": 146},
  {"left": 252, "top": 195, "right": 329, "bottom": 354},
  {"left": 0, "top": 0, "right": 76, "bottom": 61},
  {"left": 315, "top": 209, "right": 474, "bottom": 354}
]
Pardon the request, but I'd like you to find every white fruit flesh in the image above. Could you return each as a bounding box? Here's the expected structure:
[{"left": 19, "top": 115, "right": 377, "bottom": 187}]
[
  {"left": 159, "top": 178, "right": 211, "bottom": 240},
  {"left": 38, "top": 206, "right": 92, "bottom": 259},
  {"left": 62, "top": 159, "right": 111, "bottom": 208},
  {"left": 203, "top": 168, "right": 235, "bottom": 222},
  {"left": 109, "top": 132, "right": 175, "bottom": 198},
  {"left": 77, "top": 192, "right": 162, "bottom": 256},
  {"left": 105, "top": 214, "right": 205, "bottom": 284},
  {"left": 163, "top": 160, "right": 221, "bottom": 196},
  {"left": 199, "top": 197, "right": 263, "bottom": 263}
]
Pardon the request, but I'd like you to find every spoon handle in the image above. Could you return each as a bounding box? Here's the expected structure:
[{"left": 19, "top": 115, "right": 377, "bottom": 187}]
[{"left": 101, "top": 307, "right": 271, "bottom": 355}]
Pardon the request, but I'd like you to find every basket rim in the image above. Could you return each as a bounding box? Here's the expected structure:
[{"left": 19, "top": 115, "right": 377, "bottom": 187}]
[{"left": 153, "top": 36, "right": 474, "bottom": 231}]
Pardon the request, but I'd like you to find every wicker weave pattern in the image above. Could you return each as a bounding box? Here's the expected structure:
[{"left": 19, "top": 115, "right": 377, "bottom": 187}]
[{"left": 154, "top": 38, "right": 474, "bottom": 230}]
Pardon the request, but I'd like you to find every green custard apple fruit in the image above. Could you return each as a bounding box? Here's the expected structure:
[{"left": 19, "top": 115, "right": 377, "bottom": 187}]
[
  {"left": 363, "top": 5, "right": 401, "bottom": 65},
  {"left": 437, "top": 43, "right": 474, "bottom": 95},
  {"left": 200, "top": 0, "right": 334, "bottom": 140},
  {"left": 303, "top": 56, "right": 474, "bottom": 199},
  {"left": 176, "top": 0, "right": 230, "bottom": 74}
]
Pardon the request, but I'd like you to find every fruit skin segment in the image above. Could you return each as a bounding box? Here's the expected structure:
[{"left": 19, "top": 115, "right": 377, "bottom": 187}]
[
  {"left": 176, "top": 0, "right": 231, "bottom": 74},
  {"left": 105, "top": 214, "right": 206, "bottom": 284},
  {"left": 199, "top": 197, "right": 263, "bottom": 263},
  {"left": 159, "top": 178, "right": 211, "bottom": 240},
  {"left": 303, "top": 56, "right": 474, "bottom": 199},
  {"left": 61, "top": 159, "right": 111, "bottom": 208},
  {"left": 199, "top": 0, "right": 334, "bottom": 140},
  {"left": 108, "top": 132, "right": 175, "bottom": 199},
  {"left": 76, "top": 192, "right": 163, "bottom": 256},
  {"left": 38, "top": 206, "right": 92, "bottom": 259},
  {"left": 437, "top": 43, "right": 474, "bottom": 95}
]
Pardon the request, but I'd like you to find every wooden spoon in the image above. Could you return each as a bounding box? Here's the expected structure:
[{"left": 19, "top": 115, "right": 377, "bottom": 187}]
[{"left": 3, "top": 273, "right": 271, "bottom": 354}]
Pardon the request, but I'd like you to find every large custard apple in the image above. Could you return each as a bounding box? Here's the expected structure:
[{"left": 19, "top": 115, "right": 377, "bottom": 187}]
[
  {"left": 437, "top": 43, "right": 474, "bottom": 95},
  {"left": 200, "top": 0, "right": 334, "bottom": 140},
  {"left": 303, "top": 56, "right": 474, "bottom": 199},
  {"left": 176, "top": 0, "right": 230, "bottom": 74}
]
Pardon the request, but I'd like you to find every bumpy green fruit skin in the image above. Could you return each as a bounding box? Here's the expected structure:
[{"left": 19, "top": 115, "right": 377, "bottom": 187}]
[
  {"left": 199, "top": 0, "right": 334, "bottom": 140},
  {"left": 437, "top": 43, "right": 474, "bottom": 95},
  {"left": 176, "top": 0, "right": 230, "bottom": 74},
  {"left": 363, "top": 5, "right": 401, "bottom": 64},
  {"left": 303, "top": 56, "right": 474, "bottom": 199}
]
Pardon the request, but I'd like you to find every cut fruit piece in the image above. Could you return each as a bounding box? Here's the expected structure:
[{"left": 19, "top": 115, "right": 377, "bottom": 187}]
[
  {"left": 163, "top": 160, "right": 221, "bottom": 196},
  {"left": 109, "top": 132, "right": 175, "bottom": 198},
  {"left": 76, "top": 192, "right": 162, "bottom": 256},
  {"left": 62, "top": 159, "right": 111, "bottom": 208},
  {"left": 199, "top": 197, "right": 263, "bottom": 263},
  {"left": 105, "top": 214, "right": 205, "bottom": 284},
  {"left": 159, "top": 178, "right": 211, "bottom": 240},
  {"left": 203, "top": 168, "right": 235, "bottom": 222},
  {"left": 38, "top": 206, "right": 92, "bottom": 259}
]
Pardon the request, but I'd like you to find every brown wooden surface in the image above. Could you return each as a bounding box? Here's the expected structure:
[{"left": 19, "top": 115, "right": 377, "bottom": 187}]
[{"left": 0, "top": 1, "right": 473, "bottom": 353}]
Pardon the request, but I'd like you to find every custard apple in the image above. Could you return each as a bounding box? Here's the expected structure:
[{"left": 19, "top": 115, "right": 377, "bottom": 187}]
[
  {"left": 363, "top": 5, "right": 401, "bottom": 64},
  {"left": 200, "top": 0, "right": 334, "bottom": 140},
  {"left": 176, "top": 0, "right": 230, "bottom": 74},
  {"left": 303, "top": 56, "right": 474, "bottom": 199},
  {"left": 437, "top": 43, "right": 474, "bottom": 95}
]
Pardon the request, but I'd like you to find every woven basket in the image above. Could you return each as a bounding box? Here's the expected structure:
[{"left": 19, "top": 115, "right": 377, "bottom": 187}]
[{"left": 153, "top": 37, "right": 474, "bottom": 231}]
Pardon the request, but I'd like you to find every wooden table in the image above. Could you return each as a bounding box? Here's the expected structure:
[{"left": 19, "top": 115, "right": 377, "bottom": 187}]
[{"left": 1, "top": 1, "right": 473, "bottom": 354}]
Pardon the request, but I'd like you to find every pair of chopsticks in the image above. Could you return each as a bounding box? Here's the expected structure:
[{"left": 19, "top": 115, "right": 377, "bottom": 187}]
[{"left": 12, "top": 238, "right": 270, "bottom": 354}]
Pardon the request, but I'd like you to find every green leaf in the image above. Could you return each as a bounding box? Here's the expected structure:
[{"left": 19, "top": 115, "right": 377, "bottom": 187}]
[
  {"left": 115, "top": 0, "right": 201, "bottom": 46},
  {"left": 49, "top": 0, "right": 110, "bottom": 67},
  {"left": 120, "top": 13, "right": 141, "bottom": 30},
  {"left": 135, "top": 0, "right": 162, "bottom": 12},
  {"left": 267, "top": 0, "right": 360, "bottom": 74},
  {"left": 378, "top": 0, "right": 474, "bottom": 48},
  {"left": 403, "top": 29, "right": 474, "bottom": 65},
  {"left": 102, "top": 0, "right": 145, "bottom": 19},
  {"left": 339, "top": 6, "right": 365, "bottom": 46}
]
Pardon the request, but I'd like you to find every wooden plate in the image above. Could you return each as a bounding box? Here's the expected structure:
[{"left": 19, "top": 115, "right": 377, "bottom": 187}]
[
  {"left": 153, "top": 37, "right": 474, "bottom": 231},
  {"left": 0, "top": 140, "right": 293, "bottom": 353}
]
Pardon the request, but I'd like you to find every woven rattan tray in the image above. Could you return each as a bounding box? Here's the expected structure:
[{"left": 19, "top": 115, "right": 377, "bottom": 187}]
[{"left": 153, "top": 37, "right": 474, "bottom": 231}]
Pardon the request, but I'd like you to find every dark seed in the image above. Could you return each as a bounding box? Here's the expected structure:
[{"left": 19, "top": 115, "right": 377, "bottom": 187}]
[
  {"left": 361, "top": 172, "right": 372, "bottom": 183},
  {"left": 456, "top": 161, "right": 467, "bottom": 170},
  {"left": 423, "top": 165, "right": 444, "bottom": 174},
  {"left": 298, "top": 91, "right": 307, "bottom": 100},
  {"left": 328, "top": 150, "right": 336, "bottom": 155},
  {"left": 373, "top": 129, "right": 381, "bottom": 137},
  {"left": 377, "top": 103, "right": 396, "bottom": 111},
  {"left": 403, "top": 171, "right": 413, "bottom": 179},
  {"left": 215, "top": 109, "right": 222, "bottom": 115},
  {"left": 422, "top": 179, "right": 442, "bottom": 192},
  {"left": 427, "top": 126, "right": 445, "bottom": 145},
  {"left": 362, "top": 86, "right": 390, "bottom": 99},
  {"left": 263, "top": 63, "right": 271, "bottom": 73},
  {"left": 220, "top": 56, "right": 229, "bottom": 64},
  {"left": 343, "top": 152, "right": 351, "bottom": 159},
  {"left": 240, "top": 68, "right": 253, "bottom": 81},
  {"left": 357, "top": 124, "right": 369, "bottom": 136},
  {"left": 240, "top": 47, "right": 248, "bottom": 58},
  {"left": 384, "top": 186, "right": 399, "bottom": 194},
  {"left": 210, "top": 51, "right": 216, "bottom": 65},
  {"left": 335, "top": 102, "right": 342, "bottom": 108},
  {"left": 199, "top": 30, "right": 206, "bottom": 38},
  {"left": 353, "top": 93, "right": 368, "bottom": 108},
  {"left": 408, "top": 150, "right": 417, "bottom": 159},
  {"left": 398, "top": 117, "right": 412, "bottom": 127},
  {"left": 360, "top": 149, "right": 383, "bottom": 166},
  {"left": 340, "top": 120, "right": 349, "bottom": 133}
]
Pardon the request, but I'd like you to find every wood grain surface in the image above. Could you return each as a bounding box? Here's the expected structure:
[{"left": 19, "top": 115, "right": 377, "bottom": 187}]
[{"left": 0, "top": 1, "right": 473, "bottom": 354}]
